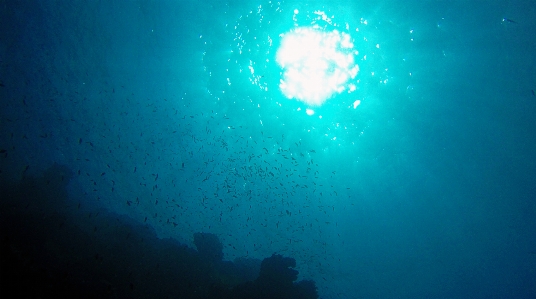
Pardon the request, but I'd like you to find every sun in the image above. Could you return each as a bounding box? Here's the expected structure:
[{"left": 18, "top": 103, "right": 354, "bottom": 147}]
[{"left": 276, "top": 16, "right": 359, "bottom": 107}]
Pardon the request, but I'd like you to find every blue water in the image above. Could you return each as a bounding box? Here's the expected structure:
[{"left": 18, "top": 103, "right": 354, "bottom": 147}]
[{"left": 1, "top": 0, "right": 535, "bottom": 298}]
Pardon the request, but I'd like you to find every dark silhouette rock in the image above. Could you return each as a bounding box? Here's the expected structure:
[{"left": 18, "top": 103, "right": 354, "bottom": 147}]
[
  {"left": 194, "top": 232, "right": 224, "bottom": 263},
  {"left": 222, "top": 253, "right": 318, "bottom": 299},
  {"left": 1, "top": 164, "right": 319, "bottom": 299}
]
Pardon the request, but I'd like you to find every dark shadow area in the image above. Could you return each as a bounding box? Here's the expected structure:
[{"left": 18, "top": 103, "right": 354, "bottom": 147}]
[{"left": 0, "top": 163, "right": 318, "bottom": 299}]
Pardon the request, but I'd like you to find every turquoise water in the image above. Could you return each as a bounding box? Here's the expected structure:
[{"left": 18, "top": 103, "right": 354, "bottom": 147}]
[{"left": 1, "top": 0, "right": 535, "bottom": 298}]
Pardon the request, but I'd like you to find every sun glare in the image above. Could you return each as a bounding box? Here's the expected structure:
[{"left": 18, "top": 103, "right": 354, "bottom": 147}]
[{"left": 276, "top": 25, "right": 359, "bottom": 107}]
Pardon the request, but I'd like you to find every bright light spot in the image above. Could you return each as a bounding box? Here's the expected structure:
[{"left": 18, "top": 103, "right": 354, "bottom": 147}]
[
  {"left": 353, "top": 100, "right": 361, "bottom": 109},
  {"left": 294, "top": 9, "right": 299, "bottom": 14},
  {"left": 276, "top": 26, "right": 359, "bottom": 107},
  {"left": 306, "top": 108, "right": 315, "bottom": 116}
]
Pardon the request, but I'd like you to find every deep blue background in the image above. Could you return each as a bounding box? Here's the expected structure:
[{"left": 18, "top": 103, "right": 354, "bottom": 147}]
[{"left": 1, "top": 1, "right": 535, "bottom": 298}]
